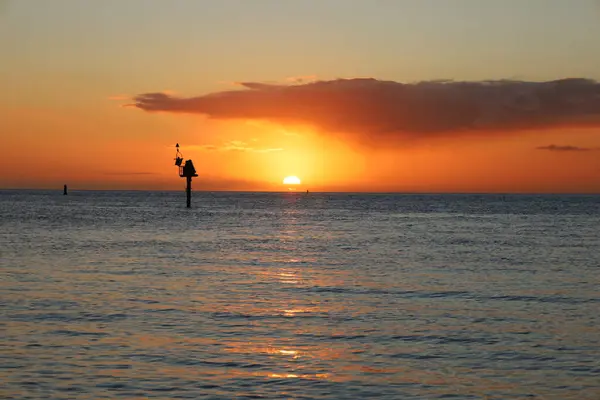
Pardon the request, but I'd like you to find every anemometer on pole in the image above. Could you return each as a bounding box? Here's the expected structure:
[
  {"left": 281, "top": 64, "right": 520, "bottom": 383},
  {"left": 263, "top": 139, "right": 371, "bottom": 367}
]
[{"left": 174, "top": 143, "right": 198, "bottom": 208}]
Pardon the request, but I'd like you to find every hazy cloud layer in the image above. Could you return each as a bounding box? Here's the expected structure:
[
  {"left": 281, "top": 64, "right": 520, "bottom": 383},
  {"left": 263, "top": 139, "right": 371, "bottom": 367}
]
[
  {"left": 103, "top": 172, "right": 158, "bottom": 175},
  {"left": 537, "top": 144, "right": 598, "bottom": 152},
  {"left": 189, "top": 141, "right": 283, "bottom": 153},
  {"left": 132, "top": 78, "right": 600, "bottom": 141}
]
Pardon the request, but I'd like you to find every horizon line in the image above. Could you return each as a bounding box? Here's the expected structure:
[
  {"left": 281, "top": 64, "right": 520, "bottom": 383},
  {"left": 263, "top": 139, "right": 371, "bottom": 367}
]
[{"left": 1, "top": 188, "right": 599, "bottom": 196}]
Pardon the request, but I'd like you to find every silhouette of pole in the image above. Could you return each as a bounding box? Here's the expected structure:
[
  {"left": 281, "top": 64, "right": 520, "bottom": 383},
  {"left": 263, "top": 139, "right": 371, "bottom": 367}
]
[
  {"left": 174, "top": 144, "right": 198, "bottom": 208},
  {"left": 186, "top": 176, "right": 192, "bottom": 208}
]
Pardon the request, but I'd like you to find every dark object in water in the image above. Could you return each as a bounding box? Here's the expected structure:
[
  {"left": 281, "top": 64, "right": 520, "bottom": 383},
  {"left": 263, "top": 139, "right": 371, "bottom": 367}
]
[
  {"left": 174, "top": 144, "right": 199, "bottom": 208},
  {"left": 181, "top": 160, "right": 198, "bottom": 208},
  {"left": 63, "top": 185, "right": 68, "bottom": 195}
]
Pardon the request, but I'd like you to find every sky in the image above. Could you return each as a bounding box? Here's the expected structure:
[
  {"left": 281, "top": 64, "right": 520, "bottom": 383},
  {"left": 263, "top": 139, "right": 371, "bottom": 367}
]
[{"left": 1, "top": 0, "right": 599, "bottom": 193}]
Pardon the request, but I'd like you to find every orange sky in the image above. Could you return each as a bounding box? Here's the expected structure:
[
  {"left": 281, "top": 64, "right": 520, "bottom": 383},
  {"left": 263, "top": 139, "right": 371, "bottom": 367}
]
[
  {"left": 1, "top": 100, "right": 599, "bottom": 193},
  {"left": 1, "top": 1, "right": 600, "bottom": 193}
]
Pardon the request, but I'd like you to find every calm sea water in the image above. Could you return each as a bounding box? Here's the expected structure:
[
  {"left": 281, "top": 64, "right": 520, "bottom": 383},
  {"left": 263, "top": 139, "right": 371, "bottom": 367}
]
[{"left": 1, "top": 190, "right": 599, "bottom": 399}]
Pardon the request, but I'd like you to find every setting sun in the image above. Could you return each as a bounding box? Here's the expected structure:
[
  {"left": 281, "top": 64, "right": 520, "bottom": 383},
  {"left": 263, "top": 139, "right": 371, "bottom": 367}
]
[{"left": 283, "top": 176, "right": 301, "bottom": 185}]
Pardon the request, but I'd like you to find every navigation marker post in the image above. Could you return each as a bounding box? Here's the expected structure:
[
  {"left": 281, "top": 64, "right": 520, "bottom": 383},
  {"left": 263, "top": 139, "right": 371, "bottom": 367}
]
[{"left": 174, "top": 143, "right": 198, "bottom": 208}]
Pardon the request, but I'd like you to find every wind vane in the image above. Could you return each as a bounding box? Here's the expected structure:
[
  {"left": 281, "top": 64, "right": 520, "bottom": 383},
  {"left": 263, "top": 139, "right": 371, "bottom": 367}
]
[{"left": 174, "top": 143, "right": 198, "bottom": 208}]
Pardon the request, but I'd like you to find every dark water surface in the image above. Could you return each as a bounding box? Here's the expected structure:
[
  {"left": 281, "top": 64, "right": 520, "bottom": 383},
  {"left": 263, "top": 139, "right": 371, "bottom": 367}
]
[{"left": 1, "top": 190, "right": 599, "bottom": 399}]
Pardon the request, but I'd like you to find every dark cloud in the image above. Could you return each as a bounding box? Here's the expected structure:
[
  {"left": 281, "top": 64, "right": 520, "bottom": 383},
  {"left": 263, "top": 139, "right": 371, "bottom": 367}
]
[
  {"left": 536, "top": 144, "right": 598, "bottom": 152},
  {"left": 131, "top": 78, "right": 600, "bottom": 143}
]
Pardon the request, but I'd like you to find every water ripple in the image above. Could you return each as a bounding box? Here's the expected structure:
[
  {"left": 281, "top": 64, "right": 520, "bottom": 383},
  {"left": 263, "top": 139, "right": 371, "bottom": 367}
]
[{"left": 1, "top": 191, "right": 599, "bottom": 399}]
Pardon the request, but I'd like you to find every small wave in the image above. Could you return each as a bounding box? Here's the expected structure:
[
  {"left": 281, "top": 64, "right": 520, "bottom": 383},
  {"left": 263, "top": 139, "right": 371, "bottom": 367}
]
[
  {"left": 210, "top": 311, "right": 326, "bottom": 320},
  {"left": 48, "top": 330, "right": 108, "bottom": 337},
  {"left": 390, "top": 353, "right": 443, "bottom": 360},
  {"left": 485, "top": 294, "right": 598, "bottom": 304},
  {"left": 23, "top": 311, "right": 129, "bottom": 323},
  {"left": 302, "top": 286, "right": 474, "bottom": 300},
  {"left": 392, "top": 334, "right": 499, "bottom": 345}
]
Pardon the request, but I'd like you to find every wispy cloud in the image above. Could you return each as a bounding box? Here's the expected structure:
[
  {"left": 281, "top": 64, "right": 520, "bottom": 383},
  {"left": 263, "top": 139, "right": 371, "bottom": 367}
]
[
  {"left": 286, "top": 75, "right": 318, "bottom": 84},
  {"left": 103, "top": 172, "right": 158, "bottom": 175},
  {"left": 536, "top": 144, "right": 598, "bottom": 152},
  {"left": 131, "top": 78, "right": 600, "bottom": 145},
  {"left": 189, "top": 141, "right": 283, "bottom": 153},
  {"left": 253, "top": 147, "right": 284, "bottom": 153},
  {"left": 108, "top": 94, "right": 130, "bottom": 101}
]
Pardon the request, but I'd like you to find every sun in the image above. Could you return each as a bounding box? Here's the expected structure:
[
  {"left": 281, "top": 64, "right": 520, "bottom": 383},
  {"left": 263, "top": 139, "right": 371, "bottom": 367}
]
[{"left": 283, "top": 175, "right": 301, "bottom": 185}]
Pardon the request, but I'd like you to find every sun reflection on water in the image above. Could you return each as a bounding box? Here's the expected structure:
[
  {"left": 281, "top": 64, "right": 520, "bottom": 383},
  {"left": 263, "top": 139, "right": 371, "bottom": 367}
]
[
  {"left": 266, "top": 372, "right": 331, "bottom": 380},
  {"left": 277, "top": 349, "right": 298, "bottom": 356},
  {"left": 282, "top": 308, "right": 310, "bottom": 317},
  {"left": 277, "top": 269, "right": 300, "bottom": 284}
]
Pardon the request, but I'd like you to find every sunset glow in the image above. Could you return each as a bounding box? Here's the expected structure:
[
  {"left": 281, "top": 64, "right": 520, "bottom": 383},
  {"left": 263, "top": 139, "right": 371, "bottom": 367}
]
[
  {"left": 3, "top": 4, "right": 600, "bottom": 400},
  {"left": 0, "top": 1, "right": 599, "bottom": 193},
  {"left": 283, "top": 176, "right": 301, "bottom": 185}
]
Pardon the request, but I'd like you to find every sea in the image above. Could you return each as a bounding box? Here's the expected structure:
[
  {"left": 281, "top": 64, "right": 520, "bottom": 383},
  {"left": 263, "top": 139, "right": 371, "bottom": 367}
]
[{"left": 1, "top": 190, "right": 599, "bottom": 399}]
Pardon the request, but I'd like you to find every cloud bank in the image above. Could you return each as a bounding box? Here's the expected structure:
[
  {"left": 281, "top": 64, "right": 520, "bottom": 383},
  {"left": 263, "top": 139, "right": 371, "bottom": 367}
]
[{"left": 132, "top": 78, "right": 600, "bottom": 142}]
